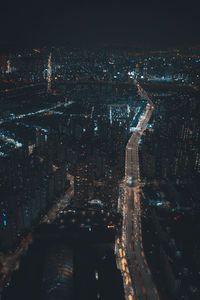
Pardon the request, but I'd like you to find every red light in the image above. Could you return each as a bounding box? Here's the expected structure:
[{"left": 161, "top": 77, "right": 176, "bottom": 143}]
[{"left": 173, "top": 216, "right": 180, "bottom": 221}]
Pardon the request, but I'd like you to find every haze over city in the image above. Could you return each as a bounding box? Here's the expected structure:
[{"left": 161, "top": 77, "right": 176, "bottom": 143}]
[{"left": 1, "top": 1, "right": 200, "bottom": 48}]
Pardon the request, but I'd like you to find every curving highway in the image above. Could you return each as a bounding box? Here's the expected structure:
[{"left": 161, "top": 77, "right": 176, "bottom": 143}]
[{"left": 115, "top": 81, "right": 160, "bottom": 300}]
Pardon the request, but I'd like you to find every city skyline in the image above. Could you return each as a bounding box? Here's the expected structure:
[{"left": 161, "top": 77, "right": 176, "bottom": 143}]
[{"left": 0, "top": 46, "right": 200, "bottom": 299}]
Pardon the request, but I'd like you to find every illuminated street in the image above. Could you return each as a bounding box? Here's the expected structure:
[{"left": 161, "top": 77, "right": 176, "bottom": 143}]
[{"left": 116, "top": 82, "right": 160, "bottom": 300}]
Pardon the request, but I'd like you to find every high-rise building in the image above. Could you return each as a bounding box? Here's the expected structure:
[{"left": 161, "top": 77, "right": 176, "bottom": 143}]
[{"left": 74, "top": 159, "right": 94, "bottom": 206}]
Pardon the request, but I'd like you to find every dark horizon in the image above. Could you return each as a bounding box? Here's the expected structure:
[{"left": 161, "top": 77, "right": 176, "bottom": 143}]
[{"left": 1, "top": 1, "right": 200, "bottom": 50}]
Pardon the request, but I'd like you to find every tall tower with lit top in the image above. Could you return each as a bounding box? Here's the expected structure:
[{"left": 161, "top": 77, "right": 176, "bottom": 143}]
[
  {"left": 47, "top": 53, "right": 52, "bottom": 93},
  {"left": 7, "top": 60, "right": 11, "bottom": 74},
  {"left": 135, "top": 63, "right": 139, "bottom": 74}
]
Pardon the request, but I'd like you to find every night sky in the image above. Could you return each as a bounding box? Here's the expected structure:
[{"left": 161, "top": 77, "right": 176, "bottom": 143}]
[{"left": 0, "top": 0, "right": 200, "bottom": 49}]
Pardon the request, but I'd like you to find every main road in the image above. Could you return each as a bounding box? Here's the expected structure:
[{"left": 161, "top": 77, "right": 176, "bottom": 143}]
[{"left": 115, "top": 81, "right": 160, "bottom": 300}]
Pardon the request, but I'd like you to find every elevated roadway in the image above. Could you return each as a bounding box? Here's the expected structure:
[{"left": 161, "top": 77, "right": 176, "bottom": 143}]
[{"left": 115, "top": 81, "right": 159, "bottom": 300}]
